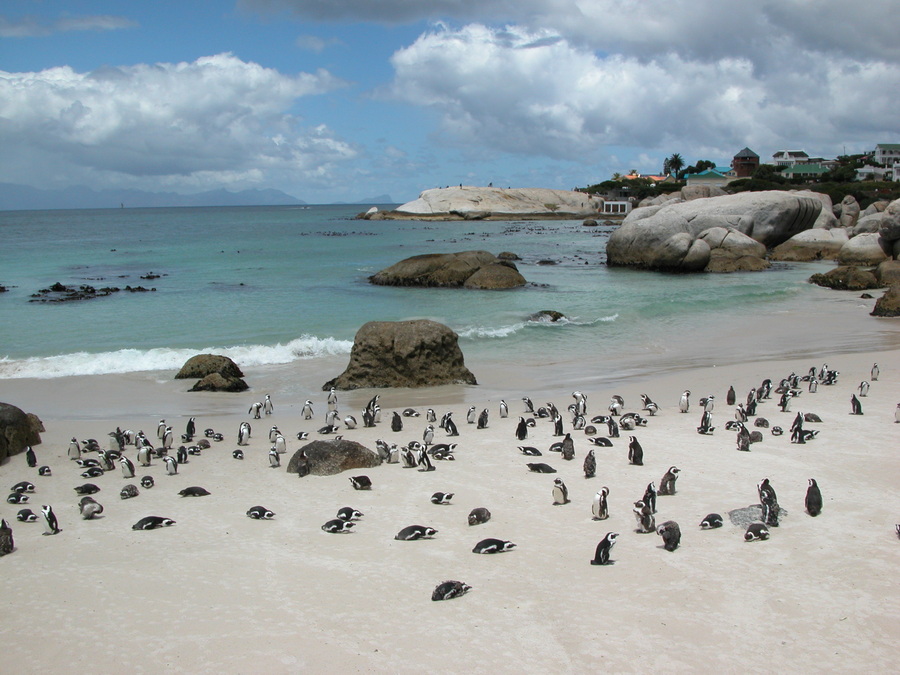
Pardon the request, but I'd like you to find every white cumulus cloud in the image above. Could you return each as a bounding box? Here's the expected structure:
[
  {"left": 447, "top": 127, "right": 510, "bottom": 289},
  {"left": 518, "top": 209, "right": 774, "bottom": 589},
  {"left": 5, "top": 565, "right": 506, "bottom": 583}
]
[{"left": 0, "top": 53, "right": 356, "bottom": 190}]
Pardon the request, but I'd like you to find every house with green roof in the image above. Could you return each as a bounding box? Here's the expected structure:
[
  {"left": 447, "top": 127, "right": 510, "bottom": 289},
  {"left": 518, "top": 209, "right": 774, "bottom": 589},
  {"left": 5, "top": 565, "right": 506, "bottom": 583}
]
[
  {"left": 781, "top": 164, "right": 829, "bottom": 181},
  {"left": 684, "top": 169, "right": 730, "bottom": 187}
]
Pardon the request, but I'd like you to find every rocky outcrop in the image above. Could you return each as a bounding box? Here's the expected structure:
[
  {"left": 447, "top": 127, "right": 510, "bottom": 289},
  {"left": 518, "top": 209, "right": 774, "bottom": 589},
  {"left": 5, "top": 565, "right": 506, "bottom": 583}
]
[
  {"left": 324, "top": 320, "right": 477, "bottom": 390},
  {"left": 871, "top": 285, "right": 900, "bottom": 317},
  {"left": 838, "top": 195, "right": 860, "bottom": 229},
  {"left": 808, "top": 266, "right": 880, "bottom": 291},
  {"left": 796, "top": 191, "right": 839, "bottom": 229},
  {"left": 681, "top": 185, "right": 727, "bottom": 201},
  {"left": 369, "top": 251, "right": 526, "bottom": 289},
  {"left": 875, "top": 260, "right": 900, "bottom": 287},
  {"left": 698, "top": 227, "right": 770, "bottom": 272},
  {"left": 836, "top": 233, "right": 889, "bottom": 266},
  {"left": 0, "top": 403, "right": 43, "bottom": 464},
  {"left": 175, "top": 354, "right": 248, "bottom": 392},
  {"left": 363, "top": 186, "right": 600, "bottom": 220},
  {"left": 286, "top": 439, "right": 381, "bottom": 476},
  {"left": 529, "top": 310, "right": 567, "bottom": 322},
  {"left": 770, "top": 228, "right": 849, "bottom": 262},
  {"left": 607, "top": 191, "right": 821, "bottom": 272}
]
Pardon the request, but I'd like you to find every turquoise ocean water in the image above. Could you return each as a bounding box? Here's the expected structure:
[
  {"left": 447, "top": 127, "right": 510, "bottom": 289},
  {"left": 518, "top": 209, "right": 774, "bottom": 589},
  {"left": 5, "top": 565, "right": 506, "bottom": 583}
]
[{"left": 1, "top": 204, "right": 896, "bottom": 395}]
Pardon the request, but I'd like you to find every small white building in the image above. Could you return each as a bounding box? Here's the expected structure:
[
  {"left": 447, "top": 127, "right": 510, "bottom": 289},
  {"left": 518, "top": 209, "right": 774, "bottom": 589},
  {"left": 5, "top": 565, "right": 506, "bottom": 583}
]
[
  {"left": 873, "top": 143, "right": 900, "bottom": 167},
  {"left": 772, "top": 150, "right": 809, "bottom": 167},
  {"left": 600, "top": 200, "right": 632, "bottom": 215}
]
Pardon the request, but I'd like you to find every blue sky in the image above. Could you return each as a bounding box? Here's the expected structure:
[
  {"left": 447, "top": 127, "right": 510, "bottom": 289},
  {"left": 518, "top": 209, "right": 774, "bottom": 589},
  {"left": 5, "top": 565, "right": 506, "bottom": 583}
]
[{"left": 2, "top": 1, "right": 898, "bottom": 204}]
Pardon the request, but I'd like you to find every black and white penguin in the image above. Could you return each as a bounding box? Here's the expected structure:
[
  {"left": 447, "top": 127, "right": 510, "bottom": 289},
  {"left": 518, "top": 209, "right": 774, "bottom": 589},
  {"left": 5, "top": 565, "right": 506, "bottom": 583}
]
[
  {"left": 679, "top": 390, "right": 691, "bottom": 413},
  {"left": 79, "top": 496, "right": 104, "bottom": 520},
  {"left": 590, "top": 532, "right": 618, "bottom": 565},
  {"left": 157, "top": 419, "right": 167, "bottom": 442},
  {"left": 67, "top": 438, "right": 81, "bottom": 461},
  {"left": 871, "top": 362, "right": 880, "bottom": 381},
  {"left": 627, "top": 436, "right": 644, "bottom": 465},
  {"left": 522, "top": 396, "right": 535, "bottom": 413},
  {"left": 583, "top": 448, "right": 596, "bottom": 478},
  {"left": 185, "top": 417, "right": 196, "bottom": 440},
  {"left": 17, "top": 508, "right": 38, "bottom": 522},
  {"left": 422, "top": 425, "right": 435, "bottom": 446},
  {"left": 120, "top": 455, "right": 136, "bottom": 479},
  {"left": 238, "top": 422, "right": 251, "bottom": 446},
  {"left": 552, "top": 413, "right": 564, "bottom": 437},
  {"left": 519, "top": 445, "right": 541, "bottom": 456},
  {"left": 573, "top": 390, "right": 587, "bottom": 415},
  {"left": 744, "top": 523, "right": 770, "bottom": 541},
  {"left": 248, "top": 401, "right": 262, "bottom": 419},
  {"left": 349, "top": 475, "right": 372, "bottom": 490},
  {"left": 132, "top": 516, "right": 176, "bottom": 530},
  {"left": 515, "top": 416, "right": 529, "bottom": 441},
  {"left": 425, "top": 408, "right": 436, "bottom": 423},
  {"left": 757, "top": 478, "right": 780, "bottom": 527},
  {"left": 466, "top": 406, "right": 477, "bottom": 424},
  {"left": 805, "top": 478, "right": 823, "bottom": 517},
  {"left": 472, "top": 538, "right": 516, "bottom": 554},
  {"left": 591, "top": 487, "right": 610, "bottom": 520},
  {"left": 431, "top": 492, "right": 454, "bottom": 505},
  {"left": 394, "top": 525, "right": 438, "bottom": 540},
  {"left": 321, "top": 519, "right": 354, "bottom": 533},
  {"left": 432, "top": 580, "right": 472, "bottom": 601},
  {"left": 120, "top": 484, "right": 139, "bottom": 500},
  {"left": 137, "top": 445, "right": 152, "bottom": 467},
  {"left": 12, "top": 481, "right": 35, "bottom": 493},
  {"left": 697, "top": 410, "right": 715, "bottom": 435},
  {"left": 858, "top": 380, "right": 870, "bottom": 397},
  {"left": 633, "top": 500, "right": 655, "bottom": 533},
  {"left": 37, "top": 465, "right": 50, "bottom": 477},
  {"left": 0, "top": 519, "right": 14, "bottom": 556},
  {"left": 657, "top": 521, "right": 681, "bottom": 551},
  {"left": 163, "top": 455, "right": 178, "bottom": 475},
  {"left": 336, "top": 507, "right": 363, "bottom": 521},
  {"left": 263, "top": 394, "right": 274, "bottom": 415},
  {"left": 273, "top": 433, "right": 287, "bottom": 454},
  {"left": 560, "top": 433, "right": 575, "bottom": 460},
  {"left": 391, "top": 411, "right": 403, "bottom": 433},
  {"left": 179, "top": 486, "right": 211, "bottom": 497},
  {"left": 176, "top": 445, "right": 189, "bottom": 464},
  {"left": 527, "top": 462, "right": 556, "bottom": 474},
  {"left": 400, "top": 445, "right": 417, "bottom": 468},
  {"left": 608, "top": 395, "right": 624, "bottom": 416},
  {"left": 589, "top": 436, "right": 613, "bottom": 447},
  {"left": 162, "top": 427, "right": 174, "bottom": 450},
  {"left": 499, "top": 400, "right": 509, "bottom": 418},
  {"left": 232, "top": 449, "right": 244, "bottom": 460},
  {"left": 444, "top": 415, "right": 459, "bottom": 437},
  {"left": 81, "top": 466, "right": 105, "bottom": 478},
  {"left": 477, "top": 408, "right": 489, "bottom": 429},
  {"left": 25, "top": 445, "right": 37, "bottom": 468},
  {"left": 301, "top": 400, "right": 314, "bottom": 420},
  {"left": 268, "top": 448, "right": 280, "bottom": 468},
  {"left": 417, "top": 449, "right": 435, "bottom": 472},
  {"left": 468, "top": 507, "right": 491, "bottom": 526},
  {"left": 640, "top": 393, "right": 658, "bottom": 416},
  {"left": 642, "top": 481, "right": 658, "bottom": 513},
  {"left": 246, "top": 506, "right": 276, "bottom": 520},
  {"left": 41, "top": 504, "right": 61, "bottom": 535},
  {"left": 658, "top": 466, "right": 680, "bottom": 495},
  {"left": 140, "top": 476, "right": 154, "bottom": 489},
  {"left": 606, "top": 417, "right": 619, "bottom": 438},
  {"left": 552, "top": 477, "right": 570, "bottom": 505},
  {"left": 895, "top": 403, "right": 900, "bottom": 423},
  {"left": 73, "top": 483, "right": 100, "bottom": 496},
  {"left": 726, "top": 385, "right": 737, "bottom": 406},
  {"left": 7, "top": 493, "right": 28, "bottom": 504},
  {"left": 850, "top": 394, "right": 863, "bottom": 415},
  {"left": 699, "top": 513, "right": 723, "bottom": 529}
]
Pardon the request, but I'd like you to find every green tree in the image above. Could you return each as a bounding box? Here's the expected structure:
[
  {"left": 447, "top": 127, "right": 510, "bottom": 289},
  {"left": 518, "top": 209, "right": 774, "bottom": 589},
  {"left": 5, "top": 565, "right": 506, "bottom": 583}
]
[{"left": 665, "top": 153, "right": 684, "bottom": 177}]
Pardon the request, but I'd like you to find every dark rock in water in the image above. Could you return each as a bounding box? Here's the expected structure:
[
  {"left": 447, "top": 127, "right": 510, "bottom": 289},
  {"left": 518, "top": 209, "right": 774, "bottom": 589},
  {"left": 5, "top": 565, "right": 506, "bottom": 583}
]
[
  {"left": 175, "top": 354, "right": 244, "bottom": 380},
  {"left": 529, "top": 310, "right": 566, "bottom": 323},
  {"left": 871, "top": 284, "right": 900, "bottom": 317},
  {"left": 497, "top": 252, "right": 521, "bottom": 261},
  {"left": 286, "top": 439, "right": 381, "bottom": 476},
  {"left": 808, "top": 266, "right": 880, "bottom": 291},
  {"left": 0, "top": 403, "right": 43, "bottom": 464},
  {"left": 583, "top": 218, "right": 598, "bottom": 227},
  {"left": 324, "top": 320, "right": 477, "bottom": 390},
  {"left": 369, "top": 250, "right": 525, "bottom": 289},
  {"left": 29, "top": 282, "right": 123, "bottom": 303},
  {"left": 176, "top": 354, "right": 249, "bottom": 392}
]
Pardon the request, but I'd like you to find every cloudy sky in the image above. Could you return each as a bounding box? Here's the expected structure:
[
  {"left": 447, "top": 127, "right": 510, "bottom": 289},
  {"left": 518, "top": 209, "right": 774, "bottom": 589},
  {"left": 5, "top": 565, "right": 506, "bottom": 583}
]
[{"left": 2, "top": 1, "right": 898, "bottom": 203}]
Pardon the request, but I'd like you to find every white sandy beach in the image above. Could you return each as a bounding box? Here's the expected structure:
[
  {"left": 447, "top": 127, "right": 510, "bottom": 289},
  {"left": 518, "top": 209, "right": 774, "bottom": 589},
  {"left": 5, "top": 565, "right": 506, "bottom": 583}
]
[{"left": 1, "top": 344, "right": 899, "bottom": 674}]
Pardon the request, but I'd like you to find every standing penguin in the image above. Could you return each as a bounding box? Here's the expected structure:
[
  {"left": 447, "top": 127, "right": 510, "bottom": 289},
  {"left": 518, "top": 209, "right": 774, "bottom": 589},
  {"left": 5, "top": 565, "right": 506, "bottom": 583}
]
[
  {"left": 391, "top": 412, "right": 403, "bottom": 433},
  {"left": 263, "top": 394, "right": 274, "bottom": 415},
  {"left": 659, "top": 466, "right": 680, "bottom": 495},
  {"left": 41, "top": 504, "right": 61, "bottom": 535},
  {"left": 444, "top": 415, "right": 459, "bottom": 437},
  {"left": 25, "top": 446, "right": 37, "bottom": 468},
  {"left": 301, "top": 400, "right": 314, "bottom": 420},
  {"left": 499, "top": 400, "right": 509, "bottom": 418},
  {"left": 560, "top": 433, "right": 575, "bottom": 461},
  {"left": 871, "top": 363, "right": 879, "bottom": 381},
  {"left": 477, "top": 408, "right": 489, "bottom": 429},
  {"left": 67, "top": 438, "right": 81, "bottom": 461},
  {"left": 327, "top": 387, "right": 338, "bottom": 412},
  {"left": 633, "top": 500, "right": 655, "bottom": 533},
  {"left": 238, "top": 422, "right": 251, "bottom": 446},
  {"left": 858, "top": 381, "right": 870, "bottom": 397},
  {"left": 850, "top": 394, "right": 863, "bottom": 415},
  {"left": 627, "top": 436, "right": 644, "bottom": 466},
  {"left": 157, "top": 419, "right": 167, "bottom": 442},
  {"left": 162, "top": 426, "right": 174, "bottom": 450},
  {"left": 726, "top": 386, "right": 736, "bottom": 406},
  {"left": 757, "top": 478, "right": 780, "bottom": 527},
  {"left": 608, "top": 395, "right": 624, "bottom": 416},
  {"left": 268, "top": 448, "right": 280, "bottom": 468},
  {"left": 120, "top": 455, "right": 136, "bottom": 479},
  {"left": 642, "top": 481, "right": 658, "bottom": 514},
  {"left": 185, "top": 417, "right": 196, "bottom": 440},
  {"left": 422, "top": 425, "right": 435, "bottom": 447},
  {"left": 805, "top": 478, "right": 823, "bottom": 517},
  {"left": 0, "top": 518, "right": 13, "bottom": 556},
  {"left": 591, "top": 487, "right": 609, "bottom": 520},
  {"left": 583, "top": 448, "right": 596, "bottom": 479},
  {"left": 678, "top": 390, "right": 691, "bottom": 413},
  {"left": 163, "top": 455, "right": 178, "bottom": 475},
  {"left": 552, "top": 477, "right": 570, "bottom": 505},
  {"left": 590, "top": 532, "right": 618, "bottom": 565},
  {"left": 515, "top": 417, "right": 528, "bottom": 441},
  {"left": 466, "top": 406, "right": 477, "bottom": 424}
]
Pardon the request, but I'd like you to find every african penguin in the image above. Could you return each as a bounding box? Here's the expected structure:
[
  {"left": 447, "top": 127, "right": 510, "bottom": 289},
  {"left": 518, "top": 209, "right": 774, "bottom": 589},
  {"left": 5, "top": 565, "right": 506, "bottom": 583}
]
[
  {"left": 472, "top": 538, "right": 516, "bottom": 554},
  {"left": 432, "top": 580, "right": 471, "bottom": 601},
  {"left": 591, "top": 487, "right": 610, "bottom": 520},
  {"left": 590, "top": 532, "right": 618, "bottom": 565},
  {"left": 805, "top": 478, "right": 823, "bottom": 517},
  {"left": 41, "top": 504, "right": 61, "bottom": 535},
  {"left": 657, "top": 521, "right": 681, "bottom": 551},
  {"left": 394, "top": 525, "right": 438, "bottom": 541}
]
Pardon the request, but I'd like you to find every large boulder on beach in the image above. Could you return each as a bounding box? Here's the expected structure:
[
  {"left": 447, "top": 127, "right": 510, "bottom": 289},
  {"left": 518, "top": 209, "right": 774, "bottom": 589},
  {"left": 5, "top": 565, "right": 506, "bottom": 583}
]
[
  {"left": 871, "top": 284, "right": 900, "bottom": 317},
  {"left": 607, "top": 191, "right": 821, "bottom": 272},
  {"left": 839, "top": 195, "right": 860, "bottom": 229},
  {"left": 387, "top": 186, "right": 599, "bottom": 219},
  {"left": 808, "top": 266, "right": 880, "bottom": 291},
  {"left": 836, "top": 233, "right": 889, "bottom": 266},
  {"left": 175, "top": 354, "right": 248, "bottom": 392},
  {"left": 369, "top": 251, "right": 526, "bottom": 289},
  {"left": 770, "top": 228, "right": 849, "bottom": 261},
  {"left": 324, "top": 320, "right": 477, "bottom": 390},
  {"left": 287, "top": 439, "right": 381, "bottom": 476},
  {"left": 875, "top": 260, "right": 900, "bottom": 287},
  {"left": 0, "top": 403, "right": 43, "bottom": 464}
]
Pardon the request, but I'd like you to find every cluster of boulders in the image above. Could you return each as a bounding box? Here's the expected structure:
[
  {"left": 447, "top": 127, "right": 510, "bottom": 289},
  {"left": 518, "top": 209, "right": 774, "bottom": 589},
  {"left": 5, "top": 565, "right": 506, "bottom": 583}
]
[
  {"left": 369, "top": 250, "right": 526, "bottom": 290},
  {"left": 0, "top": 403, "right": 43, "bottom": 464},
  {"left": 175, "top": 354, "right": 249, "bottom": 392},
  {"left": 324, "top": 320, "right": 477, "bottom": 390},
  {"left": 286, "top": 439, "right": 381, "bottom": 476},
  {"left": 29, "top": 282, "right": 156, "bottom": 303}
]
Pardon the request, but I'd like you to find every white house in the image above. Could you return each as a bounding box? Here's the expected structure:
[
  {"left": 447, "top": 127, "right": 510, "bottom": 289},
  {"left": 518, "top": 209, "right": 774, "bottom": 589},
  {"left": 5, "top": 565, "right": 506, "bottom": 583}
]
[
  {"left": 772, "top": 150, "right": 809, "bottom": 167},
  {"left": 874, "top": 143, "right": 900, "bottom": 167}
]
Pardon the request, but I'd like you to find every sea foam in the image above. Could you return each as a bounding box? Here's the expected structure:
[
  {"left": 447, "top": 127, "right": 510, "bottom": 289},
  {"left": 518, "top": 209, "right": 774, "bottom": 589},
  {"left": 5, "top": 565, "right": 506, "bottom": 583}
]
[{"left": 0, "top": 335, "right": 353, "bottom": 379}]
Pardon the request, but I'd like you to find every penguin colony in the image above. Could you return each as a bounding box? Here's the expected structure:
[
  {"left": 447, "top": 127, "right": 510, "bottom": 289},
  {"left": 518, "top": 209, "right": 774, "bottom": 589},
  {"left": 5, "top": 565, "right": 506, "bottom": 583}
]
[{"left": 1, "top": 363, "right": 898, "bottom": 606}]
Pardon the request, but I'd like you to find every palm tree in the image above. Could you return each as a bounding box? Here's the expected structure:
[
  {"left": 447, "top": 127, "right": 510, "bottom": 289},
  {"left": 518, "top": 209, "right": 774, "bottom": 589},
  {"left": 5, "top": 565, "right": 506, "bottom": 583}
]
[
  {"left": 666, "top": 153, "right": 684, "bottom": 178},
  {"left": 612, "top": 172, "right": 623, "bottom": 181}
]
